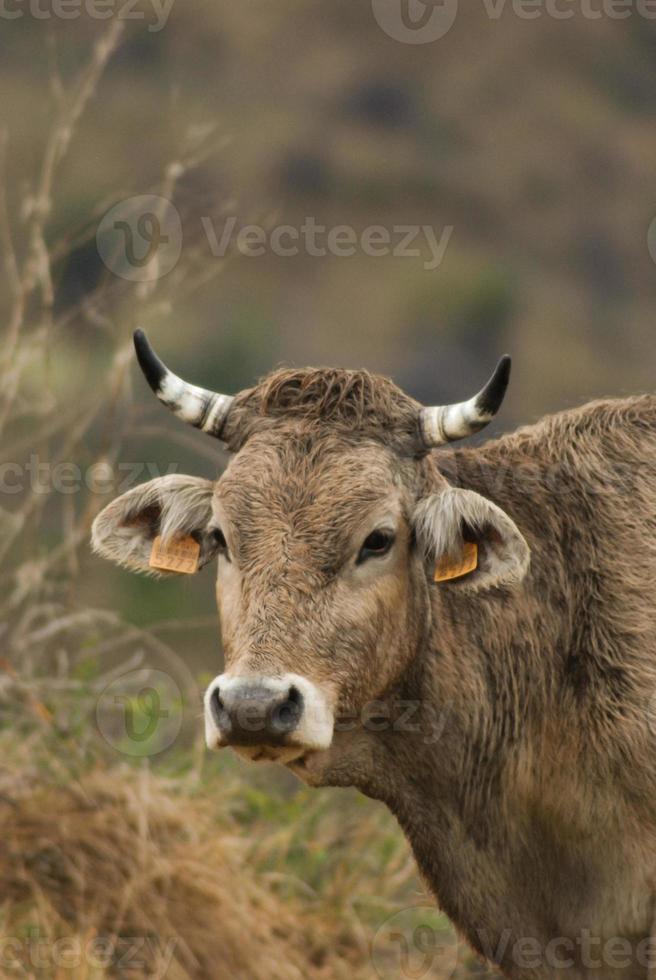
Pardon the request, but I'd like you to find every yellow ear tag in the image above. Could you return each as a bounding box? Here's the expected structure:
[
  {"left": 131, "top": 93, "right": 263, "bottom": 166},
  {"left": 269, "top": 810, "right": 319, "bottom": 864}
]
[
  {"left": 149, "top": 535, "right": 200, "bottom": 575},
  {"left": 434, "top": 540, "right": 478, "bottom": 583}
]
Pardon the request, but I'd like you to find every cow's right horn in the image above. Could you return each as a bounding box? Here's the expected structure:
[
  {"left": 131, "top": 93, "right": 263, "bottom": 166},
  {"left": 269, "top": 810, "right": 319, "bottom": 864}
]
[{"left": 133, "top": 329, "right": 234, "bottom": 439}]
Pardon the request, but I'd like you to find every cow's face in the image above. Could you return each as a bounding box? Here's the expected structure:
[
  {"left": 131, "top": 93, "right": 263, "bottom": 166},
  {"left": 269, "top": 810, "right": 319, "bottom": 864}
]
[
  {"left": 92, "top": 335, "right": 530, "bottom": 782},
  {"left": 205, "top": 429, "right": 431, "bottom": 766}
]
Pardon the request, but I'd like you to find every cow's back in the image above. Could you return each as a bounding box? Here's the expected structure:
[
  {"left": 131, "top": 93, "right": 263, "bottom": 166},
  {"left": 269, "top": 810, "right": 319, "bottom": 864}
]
[
  {"left": 440, "top": 394, "right": 656, "bottom": 663},
  {"left": 425, "top": 396, "right": 656, "bottom": 976}
]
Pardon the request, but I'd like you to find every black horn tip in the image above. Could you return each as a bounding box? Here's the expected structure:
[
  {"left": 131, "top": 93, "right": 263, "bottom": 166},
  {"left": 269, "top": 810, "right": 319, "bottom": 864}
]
[
  {"left": 133, "top": 328, "right": 166, "bottom": 393},
  {"left": 477, "top": 354, "right": 512, "bottom": 416}
]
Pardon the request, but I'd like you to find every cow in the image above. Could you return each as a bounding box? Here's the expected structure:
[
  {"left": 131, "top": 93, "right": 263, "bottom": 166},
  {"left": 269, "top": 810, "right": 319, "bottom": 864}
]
[{"left": 92, "top": 329, "right": 656, "bottom": 979}]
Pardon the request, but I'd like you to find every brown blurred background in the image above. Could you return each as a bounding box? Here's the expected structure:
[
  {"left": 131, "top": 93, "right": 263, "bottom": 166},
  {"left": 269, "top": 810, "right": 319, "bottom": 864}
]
[
  {"left": 2, "top": 3, "right": 656, "bottom": 975},
  {"left": 5, "top": 0, "right": 656, "bottom": 670}
]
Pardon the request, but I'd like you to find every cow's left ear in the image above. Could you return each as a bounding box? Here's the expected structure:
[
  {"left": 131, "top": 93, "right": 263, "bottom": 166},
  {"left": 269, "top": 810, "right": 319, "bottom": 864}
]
[{"left": 414, "top": 488, "right": 530, "bottom": 592}]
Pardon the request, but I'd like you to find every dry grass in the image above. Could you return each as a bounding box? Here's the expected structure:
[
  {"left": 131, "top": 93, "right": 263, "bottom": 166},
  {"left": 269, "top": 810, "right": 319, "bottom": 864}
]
[
  {"left": 0, "top": 745, "right": 455, "bottom": 980},
  {"left": 0, "top": 767, "right": 369, "bottom": 980}
]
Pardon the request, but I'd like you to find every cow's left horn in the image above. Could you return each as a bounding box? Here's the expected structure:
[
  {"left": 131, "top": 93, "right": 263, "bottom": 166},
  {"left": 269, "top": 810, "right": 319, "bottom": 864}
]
[
  {"left": 419, "top": 355, "right": 511, "bottom": 447},
  {"left": 133, "top": 329, "right": 234, "bottom": 438}
]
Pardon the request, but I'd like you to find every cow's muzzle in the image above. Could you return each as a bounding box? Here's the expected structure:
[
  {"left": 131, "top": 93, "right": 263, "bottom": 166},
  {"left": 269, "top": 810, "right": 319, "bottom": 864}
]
[
  {"left": 204, "top": 673, "right": 334, "bottom": 761},
  {"left": 210, "top": 682, "right": 302, "bottom": 746}
]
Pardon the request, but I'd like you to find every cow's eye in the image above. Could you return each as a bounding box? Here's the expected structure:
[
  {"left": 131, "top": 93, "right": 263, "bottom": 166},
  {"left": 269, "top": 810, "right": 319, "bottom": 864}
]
[
  {"left": 210, "top": 527, "right": 229, "bottom": 558},
  {"left": 357, "top": 529, "right": 395, "bottom": 564}
]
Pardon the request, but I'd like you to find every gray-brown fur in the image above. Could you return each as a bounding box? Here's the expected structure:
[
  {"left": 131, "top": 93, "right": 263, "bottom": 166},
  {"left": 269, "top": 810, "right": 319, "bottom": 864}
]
[
  {"left": 366, "top": 396, "right": 656, "bottom": 978},
  {"left": 92, "top": 367, "right": 656, "bottom": 979},
  {"left": 221, "top": 367, "right": 424, "bottom": 455}
]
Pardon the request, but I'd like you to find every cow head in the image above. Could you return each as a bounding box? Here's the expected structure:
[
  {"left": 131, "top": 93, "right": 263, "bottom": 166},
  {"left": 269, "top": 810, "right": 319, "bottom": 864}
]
[{"left": 92, "top": 331, "right": 529, "bottom": 781}]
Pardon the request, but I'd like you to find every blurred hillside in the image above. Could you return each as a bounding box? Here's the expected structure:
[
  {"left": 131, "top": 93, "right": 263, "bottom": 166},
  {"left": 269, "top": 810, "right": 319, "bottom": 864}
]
[
  {"left": 1, "top": 7, "right": 656, "bottom": 977},
  {"left": 3, "top": 4, "right": 656, "bottom": 393}
]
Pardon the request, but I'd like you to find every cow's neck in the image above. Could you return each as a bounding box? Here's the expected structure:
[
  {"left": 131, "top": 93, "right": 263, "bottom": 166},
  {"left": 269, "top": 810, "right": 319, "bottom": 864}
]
[
  {"left": 351, "top": 650, "right": 653, "bottom": 977},
  {"left": 353, "top": 657, "right": 531, "bottom": 964},
  {"left": 338, "top": 426, "right": 656, "bottom": 973}
]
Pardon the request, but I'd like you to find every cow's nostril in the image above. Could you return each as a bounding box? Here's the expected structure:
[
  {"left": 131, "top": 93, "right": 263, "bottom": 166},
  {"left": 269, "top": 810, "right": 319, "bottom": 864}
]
[
  {"left": 288, "top": 685, "right": 301, "bottom": 706},
  {"left": 210, "top": 687, "right": 225, "bottom": 728},
  {"left": 271, "top": 685, "right": 303, "bottom": 735}
]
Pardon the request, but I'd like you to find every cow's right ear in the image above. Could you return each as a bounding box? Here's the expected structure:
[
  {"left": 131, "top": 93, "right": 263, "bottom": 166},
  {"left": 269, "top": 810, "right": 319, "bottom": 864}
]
[{"left": 91, "top": 474, "right": 217, "bottom": 575}]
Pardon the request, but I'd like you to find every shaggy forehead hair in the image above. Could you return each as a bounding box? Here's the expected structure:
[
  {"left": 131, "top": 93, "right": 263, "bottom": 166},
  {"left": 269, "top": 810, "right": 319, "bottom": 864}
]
[
  {"left": 218, "top": 434, "right": 406, "bottom": 581},
  {"left": 222, "top": 367, "right": 423, "bottom": 454}
]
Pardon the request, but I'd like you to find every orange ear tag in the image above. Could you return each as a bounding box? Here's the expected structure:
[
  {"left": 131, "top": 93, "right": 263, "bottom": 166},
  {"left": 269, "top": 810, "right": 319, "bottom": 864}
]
[
  {"left": 434, "top": 540, "right": 478, "bottom": 583},
  {"left": 149, "top": 535, "right": 201, "bottom": 574}
]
